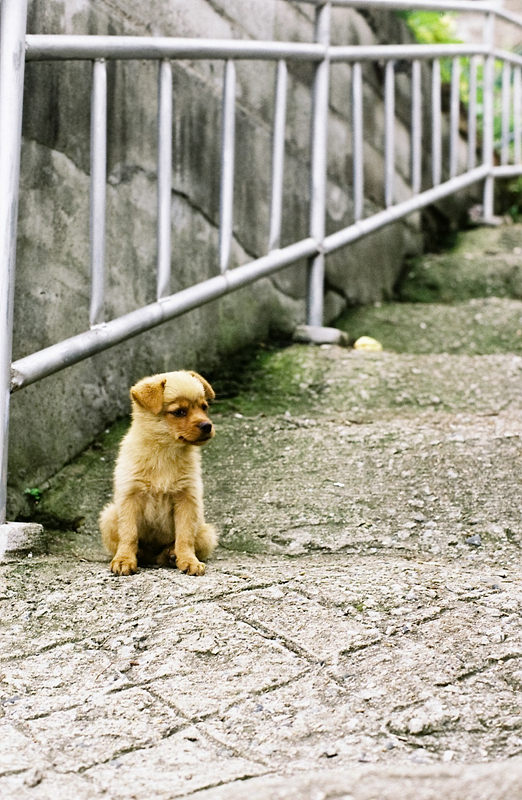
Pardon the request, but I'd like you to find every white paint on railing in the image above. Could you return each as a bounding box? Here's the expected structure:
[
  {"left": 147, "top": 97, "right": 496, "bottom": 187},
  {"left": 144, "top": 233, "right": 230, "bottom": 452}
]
[
  {"left": 219, "top": 60, "right": 236, "bottom": 274},
  {"left": 467, "top": 56, "right": 478, "bottom": 172},
  {"left": 157, "top": 59, "right": 173, "bottom": 300},
  {"left": 89, "top": 59, "right": 107, "bottom": 327},
  {"left": 0, "top": 0, "right": 28, "bottom": 523},
  {"left": 352, "top": 61, "right": 364, "bottom": 222},
  {"left": 450, "top": 57, "right": 461, "bottom": 180},
  {"left": 268, "top": 60, "right": 288, "bottom": 253}
]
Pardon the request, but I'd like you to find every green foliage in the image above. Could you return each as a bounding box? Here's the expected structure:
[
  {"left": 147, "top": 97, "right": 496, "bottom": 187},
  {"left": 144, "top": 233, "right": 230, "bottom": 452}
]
[
  {"left": 506, "top": 175, "right": 522, "bottom": 221},
  {"left": 24, "top": 487, "right": 42, "bottom": 503},
  {"left": 398, "top": 10, "right": 461, "bottom": 46},
  {"left": 398, "top": 10, "right": 461, "bottom": 83},
  {"left": 399, "top": 10, "right": 516, "bottom": 159}
]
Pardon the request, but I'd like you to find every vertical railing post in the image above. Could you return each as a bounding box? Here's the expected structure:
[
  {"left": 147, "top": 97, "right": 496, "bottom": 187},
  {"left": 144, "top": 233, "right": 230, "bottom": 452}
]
[
  {"left": 514, "top": 66, "right": 522, "bottom": 166},
  {"left": 467, "top": 56, "right": 478, "bottom": 171},
  {"left": 157, "top": 59, "right": 173, "bottom": 299},
  {"left": 449, "top": 57, "right": 461, "bottom": 179},
  {"left": 307, "top": 1, "right": 331, "bottom": 328},
  {"left": 482, "top": 12, "right": 495, "bottom": 221},
  {"left": 501, "top": 60, "right": 511, "bottom": 167},
  {"left": 352, "top": 61, "right": 364, "bottom": 222},
  {"left": 0, "top": 0, "right": 28, "bottom": 525},
  {"left": 90, "top": 59, "right": 107, "bottom": 327},
  {"left": 431, "top": 59, "right": 442, "bottom": 187},
  {"left": 411, "top": 59, "right": 422, "bottom": 196},
  {"left": 384, "top": 60, "right": 395, "bottom": 208},
  {"left": 219, "top": 59, "right": 236, "bottom": 274},
  {"left": 269, "top": 59, "right": 288, "bottom": 252}
]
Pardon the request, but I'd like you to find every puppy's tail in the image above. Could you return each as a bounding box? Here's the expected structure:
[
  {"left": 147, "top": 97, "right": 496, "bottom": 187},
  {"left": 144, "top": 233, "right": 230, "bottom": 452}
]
[
  {"left": 195, "top": 523, "right": 218, "bottom": 562},
  {"left": 99, "top": 503, "right": 119, "bottom": 555}
]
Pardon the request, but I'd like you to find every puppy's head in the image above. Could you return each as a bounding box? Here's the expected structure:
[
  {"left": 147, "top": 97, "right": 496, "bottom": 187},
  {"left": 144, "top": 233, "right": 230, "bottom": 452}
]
[{"left": 130, "top": 371, "right": 215, "bottom": 446}]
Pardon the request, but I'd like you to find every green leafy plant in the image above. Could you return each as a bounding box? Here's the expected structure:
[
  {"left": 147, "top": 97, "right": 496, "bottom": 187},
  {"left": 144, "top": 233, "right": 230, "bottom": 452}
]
[
  {"left": 24, "top": 487, "right": 42, "bottom": 503},
  {"left": 399, "top": 10, "right": 515, "bottom": 158},
  {"left": 398, "top": 9, "right": 461, "bottom": 82},
  {"left": 506, "top": 175, "right": 522, "bottom": 221}
]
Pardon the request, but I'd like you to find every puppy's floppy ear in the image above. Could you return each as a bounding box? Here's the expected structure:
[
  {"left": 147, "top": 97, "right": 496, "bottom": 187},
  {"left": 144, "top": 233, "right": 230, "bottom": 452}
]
[
  {"left": 131, "top": 376, "right": 167, "bottom": 414},
  {"left": 189, "top": 371, "right": 215, "bottom": 401}
]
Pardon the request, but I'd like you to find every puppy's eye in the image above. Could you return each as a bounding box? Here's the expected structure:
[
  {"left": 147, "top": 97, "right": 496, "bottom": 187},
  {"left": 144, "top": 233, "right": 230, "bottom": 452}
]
[
  {"left": 170, "top": 408, "right": 187, "bottom": 417},
  {"left": 201, "top": 402, "right": 208, "bottom": 411}
]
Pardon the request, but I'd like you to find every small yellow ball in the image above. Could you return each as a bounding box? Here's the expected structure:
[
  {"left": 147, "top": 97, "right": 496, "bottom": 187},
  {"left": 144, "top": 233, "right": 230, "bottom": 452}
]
[{"left": 353, "top": 336, "right": 383, "bottom": 352}]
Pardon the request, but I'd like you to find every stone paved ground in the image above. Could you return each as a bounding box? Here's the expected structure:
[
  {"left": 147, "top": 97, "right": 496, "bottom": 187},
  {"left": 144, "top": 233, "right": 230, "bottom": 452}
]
[{"left": 3, "top": 225, "right": 522, "bottom": 799}]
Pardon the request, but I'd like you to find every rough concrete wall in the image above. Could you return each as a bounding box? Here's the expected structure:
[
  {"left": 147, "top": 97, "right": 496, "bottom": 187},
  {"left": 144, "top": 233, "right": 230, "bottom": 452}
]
[
  {"left": 456, "top": 1, "right": 522, "bottom": 51},
  {"left": 8, "top": 0, "right": 470, "bottom": 515}
]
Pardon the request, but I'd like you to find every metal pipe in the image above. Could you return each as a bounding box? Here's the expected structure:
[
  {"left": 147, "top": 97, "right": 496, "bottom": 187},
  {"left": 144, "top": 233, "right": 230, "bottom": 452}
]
[
  {"left": 493, "top": 49, "right": 522, "bottom": 70},
  {"left": 10, "top": 158, "right": 509, "bottom": 396},
  {"left": 515, "top": 67, "right": 522, "bottom": 165},
  {"left": 11, "top": 237, "right": 320, "bottom": 391},
  {"left": 431, "top": 59, "right": 441, "bottom": 187},
  {"left": 219, "top": 60, "right": 236, "bottom": 273},
  {"left": 501, "top": 60, "right": 511, "bottom": 167},
  {"left": 0, "top": 0, "right": 28, "bottom": 523},
  {"left": 411, "top": 59, "right": 422, "bottom": 195},
  {"left": 324, "top": 164, "right": 489, "bottom": 254},
  {"left": 268, "top": 60, "right": 288, "bottom": 252},
  {"left": 384, "top": 60, "right": 395, "bottom": 208},
  {"left": 492, "top": 164, "right": 522, "bottom": 178},
  {"left": 482, "top": 13, "right": 495, "bottom": 221},
  {"left": 89, "top": 59, "right": 107, "bottom": 327},
  {"left": 25, "top": 37, "right": 495, "bottom": 64},
  {"left": 26, "top": 36, "right": 326, "bottom": 62},
  {"left": 449, "top": 57, "right": 460, "bottom": 179},
  {"left": 304, "top": 0, "right": 522, "bottom": 26},
  {"left": 467, "top": 55, "right": 478, "bottom": 171},
  {"left": 352, "top": 61, "right": 364, "bottom": 222},
  {"left": 307, "top": 1, "right": 331, "bottom": 328},
  {"left": 157, "top": 59, "right": 173, "bottom": 299},
  {"left": 330, "top": 43, "right": 489, "bottom": 62},
  {"left": 12, "top": 162, "right": 496, "bottom": 396}
]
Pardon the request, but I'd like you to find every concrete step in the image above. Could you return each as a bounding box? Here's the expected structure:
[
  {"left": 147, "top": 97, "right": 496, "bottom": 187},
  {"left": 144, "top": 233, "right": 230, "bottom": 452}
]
[
  {"left": 336, "top": 222, "right": 522, "bottom": 356},
  {"left": 398, "top": 223, "right": 522, "bottom": 304},
  {"left": 336, "top": 296, "right": 522, "bottom": 355}
]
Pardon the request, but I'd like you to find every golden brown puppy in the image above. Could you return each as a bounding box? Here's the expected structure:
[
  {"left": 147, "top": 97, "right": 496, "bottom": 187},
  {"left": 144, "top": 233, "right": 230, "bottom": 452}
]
[{"left": 99, "top": 370, "right": 217, "bottom": 576}]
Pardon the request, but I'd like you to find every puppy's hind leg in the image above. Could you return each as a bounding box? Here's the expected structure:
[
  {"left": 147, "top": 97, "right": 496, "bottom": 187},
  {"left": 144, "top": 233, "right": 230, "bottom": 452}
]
[
  {"left": 195, "top": 523, "right": 218, "bottom": 562},
  {"left": 155, "top": 542, "right": 177, "bottom": 569},
  {"left": 106, "top": 497, "right": 140, "bottom": 576},
  {"left": 156, "top": 524, "right": 216, "bottom": 570},
  {"left": 99, "top": 503, "right": 119, "bottom": 555}
]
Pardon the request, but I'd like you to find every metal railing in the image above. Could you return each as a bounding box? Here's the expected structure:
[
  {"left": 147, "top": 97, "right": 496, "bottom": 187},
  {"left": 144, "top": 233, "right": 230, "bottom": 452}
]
[{"left": 1, "top": 0, "right": 522, "bottom": 522}]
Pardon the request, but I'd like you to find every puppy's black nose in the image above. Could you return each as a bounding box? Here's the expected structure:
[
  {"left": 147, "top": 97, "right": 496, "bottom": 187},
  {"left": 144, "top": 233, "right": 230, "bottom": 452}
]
[{"left": 199, "top": 421, "right": 212, "bottom": 435}]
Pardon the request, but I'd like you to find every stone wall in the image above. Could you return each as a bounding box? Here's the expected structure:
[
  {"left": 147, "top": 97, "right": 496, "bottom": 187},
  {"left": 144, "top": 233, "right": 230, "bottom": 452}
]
[
  {"left": 8, "top": 0, "right": 473, "bottom": 515},
  {"left": 456, "top": 0, "right": 522, "bottom": 51}
]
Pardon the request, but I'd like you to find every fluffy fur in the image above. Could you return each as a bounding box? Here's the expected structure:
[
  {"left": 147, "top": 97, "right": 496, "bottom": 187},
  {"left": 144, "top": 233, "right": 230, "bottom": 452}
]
[{"left": 99, "top": 370, "right": 217, "bottom": 576}]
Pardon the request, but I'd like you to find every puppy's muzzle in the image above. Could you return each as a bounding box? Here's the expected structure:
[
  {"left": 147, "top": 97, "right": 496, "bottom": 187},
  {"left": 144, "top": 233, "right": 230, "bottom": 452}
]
[{"left": 196, "top": 420, "right": 214, "bottom": 443}]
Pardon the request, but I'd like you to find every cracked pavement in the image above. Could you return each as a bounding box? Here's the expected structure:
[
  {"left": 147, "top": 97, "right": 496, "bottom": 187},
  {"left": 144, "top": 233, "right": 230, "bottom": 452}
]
[{"left": 3, "top": 301, "right": 522, "bottom": 796}]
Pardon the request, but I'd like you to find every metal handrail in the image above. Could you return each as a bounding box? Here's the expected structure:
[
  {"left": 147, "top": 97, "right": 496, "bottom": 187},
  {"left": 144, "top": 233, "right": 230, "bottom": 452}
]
[
  {"left": 302, "top": 0, "right": 522, "bottom": 29},
  {"left": 2, "top": 0, "right": 522, "bottom": 523},
  {"left": 22, "top": 39, "right": 509, "bottom": 62}
]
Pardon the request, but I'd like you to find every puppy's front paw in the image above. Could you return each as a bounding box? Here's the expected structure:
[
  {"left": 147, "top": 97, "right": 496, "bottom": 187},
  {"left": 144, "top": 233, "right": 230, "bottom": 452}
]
[
  {"left": 110, "top": 555, "right": 138, "bottom": 576},
  {"left": 177, "top": 557, "right": 206, "bottom": 576}
]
